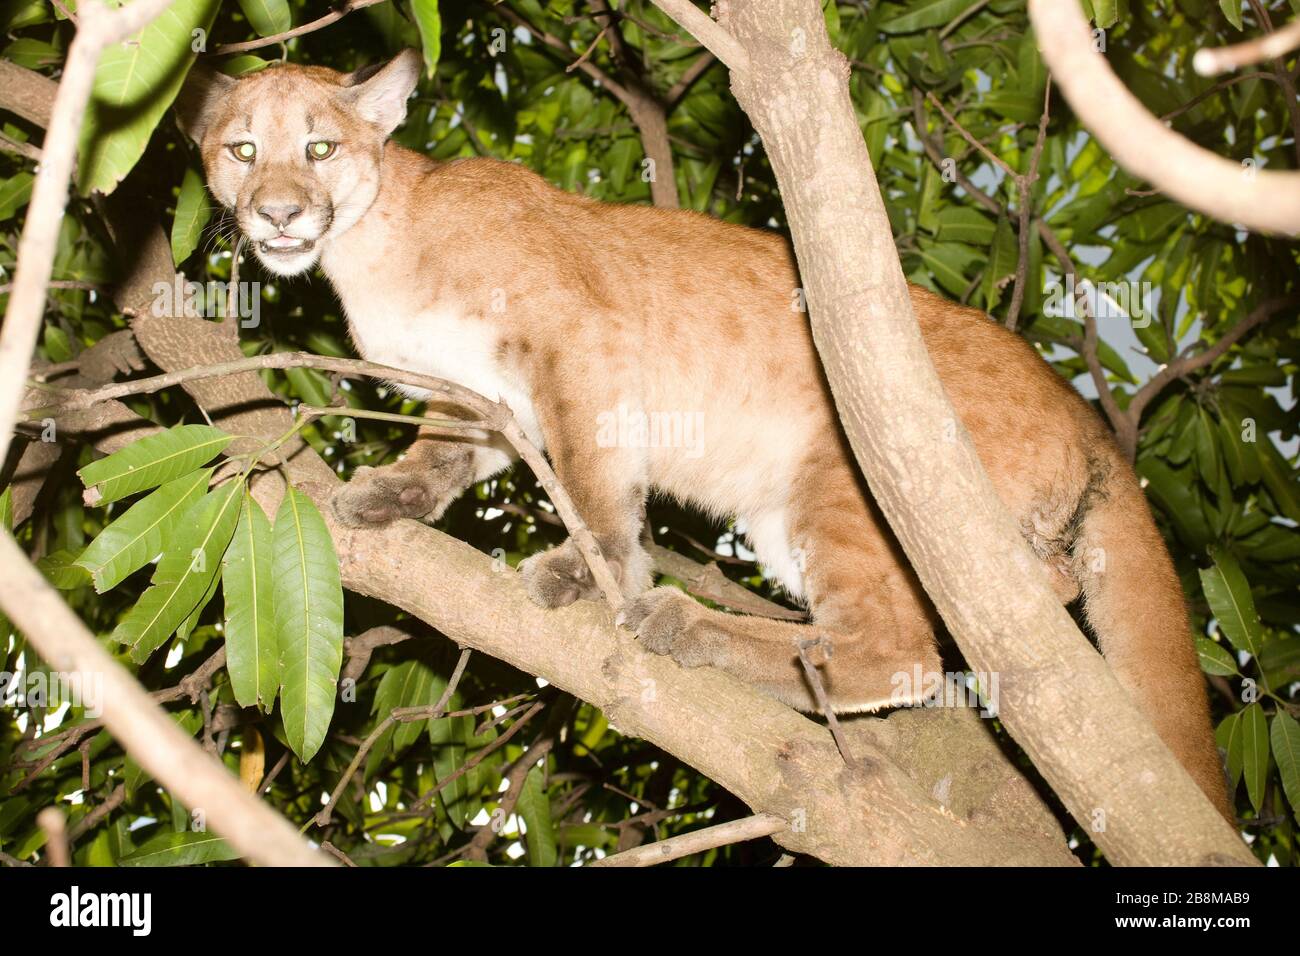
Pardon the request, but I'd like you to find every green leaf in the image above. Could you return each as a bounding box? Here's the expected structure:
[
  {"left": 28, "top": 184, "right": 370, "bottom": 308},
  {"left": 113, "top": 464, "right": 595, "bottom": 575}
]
[
  {"left": 1088, "top": 0, "right": 1120, "bottom": 28},
  {"left": 236, "top": 0, "right": 290, "bottom": 36},
  {"left": 430, "top": 713, "right": 473, "bottom": 828},
  {"left": 118, "top": 829, "right": 238, "bottom": 867},
  {"left": 982, "top": 217, "right": 1018, "bottom": 313},
  {"left": 177, "top": 560, "right": 220, "bottom": 642},
  {"left": 223, "top": 493, "right": 277, "bottom": 712},
  {"left": 880, "top": 0, "right": 982, "bottom": 34},
  {"left": 1198, "top": 550, "right": 1263, "bottom": 658},
  {"left": 934, "top": 206, "right": 996, "bottom": 245},
  {"left": 1270, "top": 711, "right": 1300, "bottom": 819},
  {"left": 1219, "top": 0, "right": 1244, "bottom": 29},
  {"left": 274, "top": 487, "right": 344, "bottom": 764},
  {"left": 411, "top": 0, "right": 441, "bottom": 78},
  {"left": 0, "top": 173, "right": 34, "bottom": 219},
  {"left": 36, "top": 550, "right": 93, "bottom": 590},
  {"left": 78, "top": 425, "right": 231, "bottom": 505},
  {"left": 918, "top": 241, "right": 981, "bottom": 298},
  {"left": 112, "top": 481, "right": 243, "bottom": 662},
  {"left": 170, "top": 166, "right": 212, "bottom": 268},
  {"left": 75, "top": 469, "right": 212, "bottom": 592},
  {"left": 77, "top": 0, "right": 220, "bottom": 196},
  {"left": 1241, "top": 702, "right": 1269, "bottom": 813},
  {"left": 1216, "top": 712, "right": 1243, "bottom": 790},
  {"left": 0, "top": 487, "right": 10, "bottom": 641},
  {"left": 389, "top": 661, "right": 439, "bottom": 753},
  {"left": 1195, "top": 637, "right": 1238, "bottom": 676},
  {"left": 516, "top": 765, "right": 556, "bottom": 867},
  {"left": 44, "top": 325, "right": 73, "bottom": 363}
]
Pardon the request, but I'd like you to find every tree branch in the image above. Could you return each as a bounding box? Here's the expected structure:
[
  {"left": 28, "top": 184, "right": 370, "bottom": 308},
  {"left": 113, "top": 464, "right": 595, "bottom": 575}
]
[
  {"left": 212, "top": 0, "right": 388, "bottom": 55},
  {"left": 1030, "top": 0, "right": 1300, "bottom": 234},
  {"left": 1194, "top": 13, "right": 1300, "bottom": 75},
  {"left": 590, "top": 811, "right": 786, "bottom": 866}
]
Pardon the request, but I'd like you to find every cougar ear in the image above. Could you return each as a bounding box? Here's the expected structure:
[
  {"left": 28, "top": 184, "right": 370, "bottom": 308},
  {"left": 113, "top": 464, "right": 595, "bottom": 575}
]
[
  {"left": 342, "top": 48, "right": 421, "bottom": 136},
  {"left": 175, "top": 62, "right": 236, "bottom": 144}
]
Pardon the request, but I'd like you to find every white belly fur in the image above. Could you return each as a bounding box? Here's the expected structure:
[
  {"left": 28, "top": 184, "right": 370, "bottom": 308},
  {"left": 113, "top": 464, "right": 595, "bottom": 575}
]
[
  {"left": 344, "top": 301, "right": 545, "bottom": 454},
  {"left": 343, "top": 300, "right": 806, "bottom": 598}
]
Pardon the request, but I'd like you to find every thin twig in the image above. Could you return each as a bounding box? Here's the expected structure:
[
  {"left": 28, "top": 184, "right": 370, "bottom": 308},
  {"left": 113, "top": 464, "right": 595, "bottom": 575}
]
[
  {"left": 589, "top": 812, "right": 786, "bottom": 866},
  {"left": 1194, "top": 15, "right": 1300, "bottom": 75},
  {"left": 67, "top": 784, "right": 126, "bottom": 842},
  {"left": 314, "top": 647, "right": 471, "bottom": 828},
  {"left": 1005, "top": 78, "right": 1052, "bottom": 332},
  {"left": 796, "top": 638, "right": 856, "bottom": 769},
  {"left": 320, "top": 841, "right": 359, "bottom": 866},
  {"left": 213, "top": 0, "right": 388, "bottom": 55}
]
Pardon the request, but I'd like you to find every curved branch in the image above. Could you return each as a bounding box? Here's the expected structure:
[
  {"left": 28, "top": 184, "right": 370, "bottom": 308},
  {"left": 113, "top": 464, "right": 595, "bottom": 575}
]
[
  {"left": 1029, "top": 0, "right": 1300, "bottom": 235},
  {"left": 1194, "top": 16, "right": 1300, "bottom": 76},
  {"left": 212, "top": 0, "right": 388, "bottom": 56},
  {"left": 1124, "top": 295, "right": 1299, "bottom": 428}
]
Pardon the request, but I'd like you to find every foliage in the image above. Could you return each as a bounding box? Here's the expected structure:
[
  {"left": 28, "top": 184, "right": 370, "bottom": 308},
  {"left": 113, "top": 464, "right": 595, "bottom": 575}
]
[{"left": 0, "top": 0, "right": 1297, "bottom": 867}]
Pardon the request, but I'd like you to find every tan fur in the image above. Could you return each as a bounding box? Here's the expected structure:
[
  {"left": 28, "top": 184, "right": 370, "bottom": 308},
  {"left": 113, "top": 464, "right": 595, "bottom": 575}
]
[{"left": 181, "top": 52, "right": 1231, "bottom": 819}]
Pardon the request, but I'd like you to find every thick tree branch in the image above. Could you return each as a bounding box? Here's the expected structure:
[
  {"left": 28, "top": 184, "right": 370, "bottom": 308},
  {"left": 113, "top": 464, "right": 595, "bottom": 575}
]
[{"left": 1030, "top": 0, "right": 1300, "bottom": 235}]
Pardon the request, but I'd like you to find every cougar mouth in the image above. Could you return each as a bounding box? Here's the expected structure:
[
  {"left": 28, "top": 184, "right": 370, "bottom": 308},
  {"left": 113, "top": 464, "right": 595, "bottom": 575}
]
[{"left": 258, "top": 236, "right": 316, "bottom": 255}]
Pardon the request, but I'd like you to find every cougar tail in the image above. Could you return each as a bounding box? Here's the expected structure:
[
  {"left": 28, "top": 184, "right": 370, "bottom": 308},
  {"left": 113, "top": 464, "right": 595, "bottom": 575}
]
[{"left": 1075, "top": 453, "right": 1234, "bottom": 822}]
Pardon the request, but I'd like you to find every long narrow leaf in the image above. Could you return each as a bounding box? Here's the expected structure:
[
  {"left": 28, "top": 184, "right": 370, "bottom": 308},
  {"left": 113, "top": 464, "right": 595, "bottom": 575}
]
[
  {"left": 75, "top": 469, "right": 212, "bottom": 592},
  {"left": 1198, "top": 549, "right": 1264, "bottom": 658},
  {"left": 112, "top": 481, "right": 243, "bottom": 662},
  {"left": 77, "top": 0, "right": 220, "bottom": 196},
  {"left": 1241, "top": 703, "right": 1269, "bottom": 814},
  {"left": 118, "top": 830, "right": 238, "bottom": 867},
  {"left": 223, "top": 493, "right": 277, "bottom": 712},
  {"left": 274, "top": 488, "right": 343, "bottom": 763},
  {"left": 79, "top": 425, "right": 231, "bottom": 505},
  {"left": 516, "top": 766, "right": 557, "bottom": 867},
  {"left": 1271, "top": 711, "right": 1300, "bottom": 820}
]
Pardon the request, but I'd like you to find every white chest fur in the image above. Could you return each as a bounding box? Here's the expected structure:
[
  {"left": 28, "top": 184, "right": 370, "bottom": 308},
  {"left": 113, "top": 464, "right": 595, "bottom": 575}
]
[{"left": 341, "top": 299, "right": 545, "bottom": 450}]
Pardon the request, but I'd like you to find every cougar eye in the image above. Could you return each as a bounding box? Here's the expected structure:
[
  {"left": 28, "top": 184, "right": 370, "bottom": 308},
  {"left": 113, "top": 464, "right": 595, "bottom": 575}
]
[
  {"left": 229, "top": 142, "right": 256, "bottom": 163},
  {"left": 307, "top": 141, "right": 337, "bottom": 161}
]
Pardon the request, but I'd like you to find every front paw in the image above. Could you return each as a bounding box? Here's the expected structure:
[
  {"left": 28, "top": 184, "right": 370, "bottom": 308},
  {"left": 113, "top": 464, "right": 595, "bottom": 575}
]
[
  {"left": 618, "top": 587, "right": 724, "bottom": 668},
  {"left": 519, "top": 539, "right": 602, "bottom": 608},
  {"left": 332, "top": 465, "right": 439, "bottom": 527}
]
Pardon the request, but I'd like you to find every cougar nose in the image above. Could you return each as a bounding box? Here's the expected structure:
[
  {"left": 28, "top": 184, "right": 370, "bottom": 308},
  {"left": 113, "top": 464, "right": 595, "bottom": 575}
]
[{"left": 257, "top": 203, "right": 302, "bottom": 229}]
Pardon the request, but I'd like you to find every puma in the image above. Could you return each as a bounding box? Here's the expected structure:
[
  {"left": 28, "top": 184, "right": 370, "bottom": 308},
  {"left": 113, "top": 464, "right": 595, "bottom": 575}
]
[{"left": 179, "top": 50, "right": 1231, "bottom": 819}]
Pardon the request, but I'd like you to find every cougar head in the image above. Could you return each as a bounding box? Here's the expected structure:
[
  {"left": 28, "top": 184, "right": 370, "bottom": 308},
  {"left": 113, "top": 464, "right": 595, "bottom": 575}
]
[{"left": 176, "top": 49, "right": 421, "bottom": 277}]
